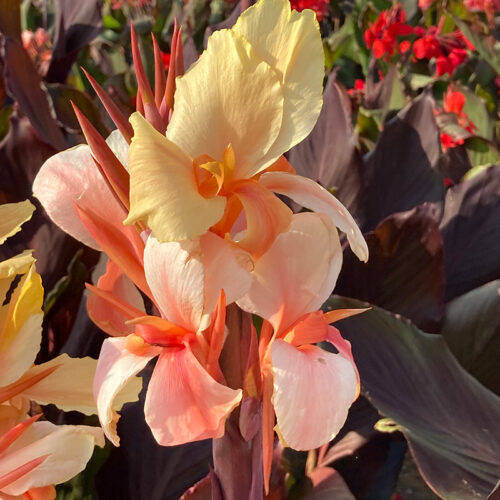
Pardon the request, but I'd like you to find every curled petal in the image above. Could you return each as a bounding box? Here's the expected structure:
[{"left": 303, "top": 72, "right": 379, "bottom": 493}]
[
  {"left": 94, "top": 337, "right": 158, "bottom": 446},
  {"left": 166, "top": 29, "right": 284, "bottom": 179},
  {"left": 126, "top": 113, "right": 226, "bottom": 242},
  {"left": 145, "top": 345, "right": 242, "bottom": 446},
  {"left": 271, "top": 340, "right": 358, "bottom": 451},
  {"left": 33, "top": 144, "right": 126, "bottom": 250},
  {"left": 233, "top": 0, "right": 324, "bottom": 173},
  {"left": 237, "top": 212, "right": 341, "bottom": 334},
  {"left": 0, "top": 201, "right": 35, "bottom": 245},
  {"left": 259, "top": 172, "right": 369, "bottom": 262},
  {"left": 0, "top": 421, "right": 104, "bottom": 496}
]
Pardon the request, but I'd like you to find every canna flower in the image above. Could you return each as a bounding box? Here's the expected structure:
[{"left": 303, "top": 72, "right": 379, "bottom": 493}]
[
  {"left": 363, "top": 5, "right": 414, "bottom": 60},
  {"left": 465, "top": 0, "right": 500, "bottom": 25},
  {"left": 21, "top": 28, "right": 52, "bottom": 76},
  {"left": 413, "top": 22, "right": 474, "bottom": 76},
  {"left": 124, "top": 0, "right": 368, "bottom": 262},
  {"left": 436, "top": 86, "right": 477, "bottom": 150},
  {"left": 237, "top": 212, "right": 363, "bottom": 487},
  {"left": 0, "top": 201, "right": 139, "bottom": 498},
  {"left": 89, "top": 234, "right": 251, "bottom": 446},
  {"left": 289, "top": 0, "right": 330, "bottom": 21}
]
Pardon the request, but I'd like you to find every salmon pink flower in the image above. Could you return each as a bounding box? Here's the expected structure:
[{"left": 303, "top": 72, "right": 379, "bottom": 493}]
[
  {"left": 363, "top": 5, "right": 414, "bottom": 60},
  {"left": 413, "top": 22, "right": 474, "bottom": 76},
  {"left": 90, "top": 234, "right": 250, "bottom": 446},
  {"left": 124, "top": 0, "right": 368, "bottom": 262},
  {"left": 465, "top": 0, "right": 500, "bottom": 25},
  {"left": 237, "top": 212, "right": 364, "bottom": 486}
]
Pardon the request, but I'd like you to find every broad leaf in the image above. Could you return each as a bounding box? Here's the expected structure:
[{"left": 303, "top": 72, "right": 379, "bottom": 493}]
[
  {"left": 330, "top": 296, "right": 500, "bottom": 500},
  {"left": 288, "top": 73, "right": 364, "bottom": 217},
  {"left": 306, "top": 467, "right": 355, "bottom": 500},
  {"left": 362, "top": 92, "right": 444, "bottom": 230},
  {"left": 3, "top": 37, "right": 66, "bottom": 150},
  {"left": 439, "top": 164, "right": 500, "bottom": 301},
  {"left": 336, "top": 204, "right": 444, "bottom": 332},
  {"left": 442, "top": 280, "right": 500, "bottom": 395}
]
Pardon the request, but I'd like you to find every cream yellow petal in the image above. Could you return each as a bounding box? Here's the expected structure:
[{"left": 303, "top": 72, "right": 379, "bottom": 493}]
[
  {"left": 125, "top": 113, "right": 226, "bottom": 241},
  {"left": 0, "top": 251, "right": 34, "bottom": 281},
  {"left": 0, "top": 266, "right": 43, "bottom": 385},
  {"left": 18, "top": 354, "right": 141, "bottom": 416},
  {"left": 233, "top": 0, "right": 324, "bottom": 174},
  {"left": 0, "top": 201, "right": 35, "bottom": 245},
  {"left": 166, "top": 29, "right": 284, "bottom": 179}
]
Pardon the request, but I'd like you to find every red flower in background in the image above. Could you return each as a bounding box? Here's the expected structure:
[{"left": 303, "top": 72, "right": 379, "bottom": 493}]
[
  {"left": 364, "top": 5, "right": 414, "bottom": 60},
  {"left": 161, "top": 51, "right": 171, "bottom": 70},
  {"left": 290, "top": 0, "right": 329, "bottom": 21},
  {"left": 465, "top": 0, "right": 500, "bottom": 24},
  {"left": 413, "top": 21, "right": 474, "bottom": 76},
  {"left": 418, "top": 0, "right": 434, "bottom": 10},
  {"left": 437, "top": 87, "right": 477, "bottom": 149}
]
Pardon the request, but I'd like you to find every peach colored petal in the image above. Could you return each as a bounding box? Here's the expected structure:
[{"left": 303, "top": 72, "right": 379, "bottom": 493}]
[
  {"left": 74, "top": 203, "right": 151, "bottom": 299},
  {"left": 232, "top": 181, "right": 292, "bottom": 259},
  {"left": 271, "top": 340, "right": 357, "bottom": 451},
  {"left": 33, "top": 144, "right": 126, "bottom": 251},
  {"left": 125, "top": 113, "right": 226, "bottom": 242},
  {"left": 144, "top": 236, "right": 205, "bottom": 332},
  {"left": 0, "top": 421, "right": 104, "bottom": 496},
  {"left": 0, "top": 201, "right": 35, "bottom": 245},
  {"left": 259, "top": 172, "right": 369, "bottom": 262},
  {"left": 233, "top": 0, "right": 324, "bottom": 175},
  {"left": 166, "top": 29, "right": 284, "bottom": 179},
  {"left": 87, "top": 259, "right": 145, "bottom": 337},
  {"left": 145, "top": 345, "right": 242, "bottom": 446},
  {"left": 94, "top": 337, "right": 159, "bottom": 445},
  {"left": 237, "top": 212, "right": 341, "bottom": 334},
  {"left": 198, "top": 232, "right": 252, "bottom": 331}
]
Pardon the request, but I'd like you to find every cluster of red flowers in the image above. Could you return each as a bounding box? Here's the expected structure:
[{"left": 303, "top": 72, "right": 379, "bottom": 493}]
[
  {"left": 437, "top": 87, "right": 477, "bottom": 149},
  {"left": 465, "top": 0, "right": 500, "bottom": 24},
  {"left": 364, "top": 6, "right": 474, "bottom": 76},
  {"left": 364, "top": 5, "right": 413, "bottom": 59},
  {"left": 290, "top": 0, "right": 330, "bottom": 21},
  {"left": 413, "top": 25, "right": 474, "bottom": 76}
]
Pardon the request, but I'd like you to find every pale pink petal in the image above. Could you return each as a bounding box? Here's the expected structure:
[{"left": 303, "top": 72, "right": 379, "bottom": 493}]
[
  {"left": 0, "top": 421, "right": 104, "bottom": 496},
  {"left": 145, "top": 345, "right": 242, "bottom": 446},
  {"left": 259, "top": 172, "right": 369, "bottom": 262},
  {"left": 199, "top": 232, "right": 252, "bottom": 330},
  {"left": 271, "top": 340, "right": 357, "bottom": 451},
  {"left": 237, "top": 212, "right": 342, "bottom": 334},
  {"left": 87, "top": 259, "right": 145, "bottom": 337},
  {"left": 144, "top": 236, "right": 205, "bottom": 331},
  {"left": 33, "top": 144, "right": 126, "bottom": 250},
  {"left": 94, "top": 337, "right": 159, "bottom": 445}
]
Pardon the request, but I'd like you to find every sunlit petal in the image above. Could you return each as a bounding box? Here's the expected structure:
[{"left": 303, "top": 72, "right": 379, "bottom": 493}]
[
  {"left": 0, "top": 421, "right": 104, "bottom": 496},
  {"left": 233, "top": 0, "right": 324, "bottom": 173},
  {"left": 145, "top": 345, "right": 242, "bottom": 446},
  {"left": 237, "top": 212, "right": 341, "bottom": 334},
  {"left": 259, "top": 172, "right": 369, "bottom": 262},
  {"left": 94, "top": 337, "right": 157, "bottom": 446},
  {"left": 125, "top": 113, "right": 226, "bottom": 242},
  {"left": 0, "top": 201, "right": 35, "bottom": 245},
  {"left": 33, "top": 145, "right": 126, "bottom": 250},
  {"left": 166, "top": 29, "right": 284, "bottom": 179},
  {"left": 271, "top": 340, "right": 357, "bottom": 451},
  {"left": 87, "top": 259, "right": 145, "bottom": 337}
]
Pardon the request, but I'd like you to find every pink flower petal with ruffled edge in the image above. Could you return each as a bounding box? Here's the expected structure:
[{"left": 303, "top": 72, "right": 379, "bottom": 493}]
[{"left": 145, "top": 344, "right": 242, "bottom": 446}]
